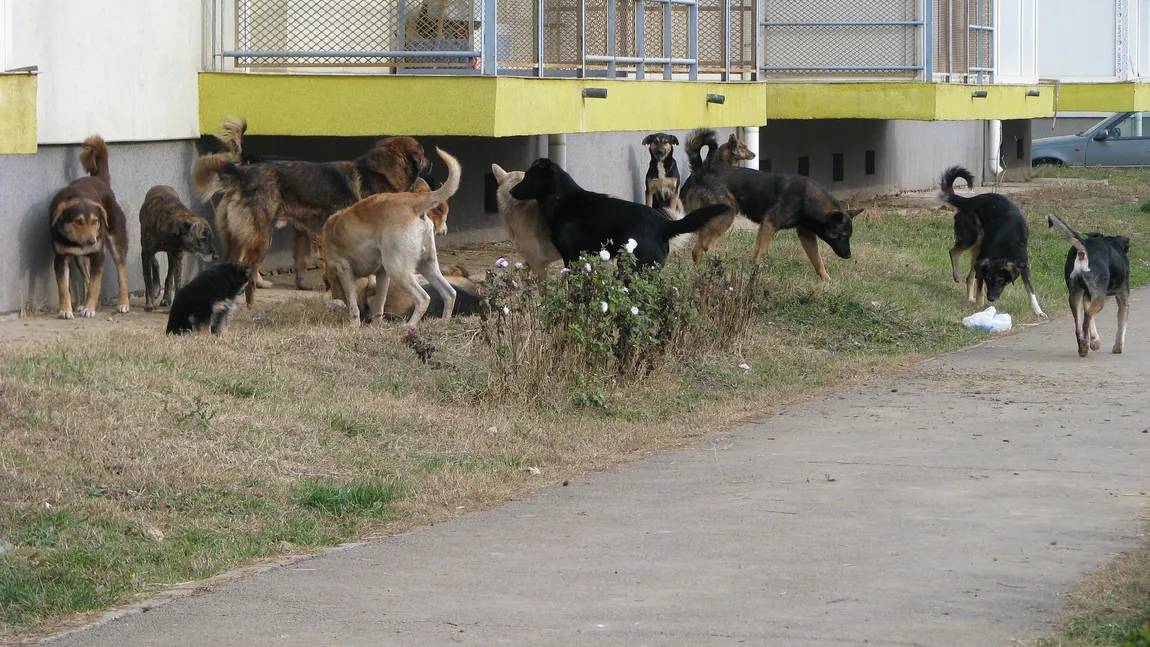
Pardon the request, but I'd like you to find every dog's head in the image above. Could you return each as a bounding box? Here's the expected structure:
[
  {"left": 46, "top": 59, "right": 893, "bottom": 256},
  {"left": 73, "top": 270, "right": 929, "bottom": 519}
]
[
  {"left": 220, "top": 260, "right": 253, "bottom": 296},
  {"left": 52, "top": 197, "right": 105, "bottom": 248},
  {"left": 817, "top": 208, "right": 861, "bottom": 260},
  {"left": 642, "top": 133, "right": 678, "bottom": 162},
  {"left": 509, "top": 158, "right": 559, "bottom": 201},
  {"left": 491, "top": 164, "right": 525, "bottom": 190},
  {"left": 365, "top": 136, "right": 432, "bottom": 192},
  {"left": 413, "top": 177, "right": 449, "bottom": 236},
  {"left": 975, "top": 258, "right": 1021, "bottom": 303},
  {"left": 716, "top": 134, "right": 756, "bottom": 165},
  {"left": 180, "top": 219, "right": 219, "bottom": 263}
]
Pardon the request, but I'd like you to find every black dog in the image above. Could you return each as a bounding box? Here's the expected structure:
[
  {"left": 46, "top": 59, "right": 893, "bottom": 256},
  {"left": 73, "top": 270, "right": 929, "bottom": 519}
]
[
  {"left": 642, "top": 133, "right": 681, "bottom": 211},
  {"left": 939, "top": 166, "right": 1047, "bottom": 318},
  {"left": 166, "top": 261, "right": 252, "bottom": 336},
  {"left": 1047, "top": 214, "right": 1131, "bottom": 356},
  {"left": 508, "top": 158, "right": 731, "bottom": 268}
]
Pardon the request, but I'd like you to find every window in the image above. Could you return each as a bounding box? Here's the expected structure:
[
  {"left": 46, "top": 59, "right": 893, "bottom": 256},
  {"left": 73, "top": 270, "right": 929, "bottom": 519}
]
[
  {"left": 1108, "top": 112, "right": 1150, "bottom": 140},
  {"left": 832, "top": 153, "right": 844, "bottom": 182},
  {"left": 865, "top": 150, "right": 876, "bottom": 175},
  {"left": 797, "top": 156, "right": 810, "bottom": 177}
]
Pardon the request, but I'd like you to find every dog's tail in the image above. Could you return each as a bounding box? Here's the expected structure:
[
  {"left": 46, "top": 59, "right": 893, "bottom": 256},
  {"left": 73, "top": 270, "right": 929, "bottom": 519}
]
[
  {"left": 938, "top": 165, "right": 976, "bottom": 207},
  {"left": 1047, "top": 213, "right": 1090, "bottom": 273},
  {"left": 685, "top": 129, "right": 720, "bottom": 175},
  {"left": 408, "top": 148, "right": 462, "bottom": 216},
  {"left": 214, "top": 116, "right": 247, "bottom": 159},
  {"left": 661, "top": 204, "right": 731, "bottom": 240},
  {"left": 79, "top": 135, "right": 111, "bottom": 184}
]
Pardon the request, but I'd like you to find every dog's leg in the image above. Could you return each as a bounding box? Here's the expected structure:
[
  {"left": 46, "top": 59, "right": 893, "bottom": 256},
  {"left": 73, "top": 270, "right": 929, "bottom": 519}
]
[
  {"left": 1114, "top": 290, "right": 1129, "bottom": 354},
  {"left": 171, "top": 251, "right": 185, "bottom": 305},
  {"left": 292, "top": 229, "right": 317, "bottom": 291},
  {"left": 692, "top": 212, "right": 735, "bottom": 264},
  {"left": 1080, "top": 296, "right": 1106, "bottom": 357},
  {"left": 393, "top": 273, "right": 432, "bottom": 328},
  {"left": 751, "top": 221, "right": 779, "bottom": 265},
  {"left": 1070, "top": 288, "right": 1086, "bottom": 356},
  {"left": 949, "top": 247, "right": 967, "bottom": 283},
  {"left": 54, "top": 255, "right": 74, "bottom": 319},
  {"left": 241, "top": 237, "right": 271, "bottom": 308},
  {"left": 142, "top": 251, "right": 157, "bottom": 312},
  {"left": 80, "top": 252, "right": 106, "bottom": 318},
  {"left": 371, "top": 271, "right": 391, "bottom": 322},
  {"left": 797, "top": 230, "right": 831, "bottom": 282},
  {"left": 1021, "top": 265, "right": 1048, "bottom": 319},
  {"left": 334, "top": 265, "right": 362, "bottom": 324},
  {"left": 1088, "top": 315, "right": 1101, "bottom": 351},
  {"left": 645, "top": 189, "right": 654, "bottom": 208},
  {"left": 419, "top": 258, "right": 458, "bottom": 322},
  {"left": 112, "top": 244, "right": 130, "bottom": 315}
]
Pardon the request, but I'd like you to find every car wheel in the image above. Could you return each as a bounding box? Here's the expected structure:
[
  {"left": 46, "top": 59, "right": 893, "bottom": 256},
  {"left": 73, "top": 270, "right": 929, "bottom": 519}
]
[{"left": 1032, "top": 158, "right": 1064, "bottom": 167}]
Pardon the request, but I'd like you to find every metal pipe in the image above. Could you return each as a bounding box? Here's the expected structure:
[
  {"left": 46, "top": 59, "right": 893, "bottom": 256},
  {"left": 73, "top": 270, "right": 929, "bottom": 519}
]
[
  {"left": 211, "top": 0, "right": 217, "bottom": 71},
  {"left": 947, "top": 0, "right": 953, "bottom": 77},
  {"left": 636, "top": 0, "right": 645, "bottom": 79},
  {"left": 482, "top": 0, "right": 497, "bottom": 74},
  {"left": 587, "top": 55, "right": 694, "bottom": 63},
  {"left": 607, "top": 0, "right": 617, "bottom": 77},
  {"left": 579, "top": 0, "right": 587, "bottom": 78},
  {"left": 743, "top": 126, "right": 760, "bottom": 171},
  {"left": 759, "top": 65, "right": 924, "bottom": 72},
  {"left": 662, "top": 0, "right": 672, "bottom": 79},
  {"left": 760, "top": 20, "right": 923, "bottom": 27},
  {"left": 222, "top": 49, "right": 482, "bottom": 58},
  {"left": 548, "top": 134, "right": 567, "bottom": 169},
  {"left": 688, "top": 0, "right": 698, "bottom": 80},
  {"left": 722, "top": 0, "right": 730, "bottom": 80},
  {"left": 536, "top": 0, "right": 544, "bottom": 77},
  {"left": 987, "top": 119, "right": 1003, "bottom": 180},
  {"left": 921, "top": 0, "right": 932, "bottom": 81}
]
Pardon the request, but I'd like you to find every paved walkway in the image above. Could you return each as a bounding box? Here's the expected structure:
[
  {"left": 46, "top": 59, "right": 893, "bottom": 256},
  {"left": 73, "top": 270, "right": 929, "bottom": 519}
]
[{"left": 49, "top": 295, "right": 1148, "bottom": 647}]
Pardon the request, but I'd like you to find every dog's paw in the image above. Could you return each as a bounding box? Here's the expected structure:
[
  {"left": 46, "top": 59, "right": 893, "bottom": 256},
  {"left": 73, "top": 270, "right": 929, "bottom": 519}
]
[
  {"left": 1090, "top": 338, "right": 1101, "bottom": 351},
  {"left": 1037, "top": 311, "right": 1049, "bottom": 321},
  {"left": 255, "top": 278, "right": 274, "bottom": 289},
  {"left": 117, "top": 304, "right": 130, "bottom": 314},
  {"left": 79, "top": 307, "right": 96, "bottom": 318},
  {"left": 1113, "top": 344, "right": 1124, "bottom": 355},
  {"left": 144, "top": 304, "right": 154, "bottom": 312},
  {"left": 58, "top": 309, "right": 74, "bottom": 320},
  {"left": 159, "top": 298, "right": 171, "bottom": 308}
]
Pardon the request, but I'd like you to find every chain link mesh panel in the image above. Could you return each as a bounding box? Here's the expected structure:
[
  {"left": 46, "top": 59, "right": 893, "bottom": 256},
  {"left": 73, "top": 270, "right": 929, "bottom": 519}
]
[
  {"left": 930, "top": 0, "right": 992, "bottom": 81},
  {"left": 235, "top": 0, "right": 479, "bottom": 69},
  {"left": 761, "top": 0, "right": 919, "bottom": 76}
]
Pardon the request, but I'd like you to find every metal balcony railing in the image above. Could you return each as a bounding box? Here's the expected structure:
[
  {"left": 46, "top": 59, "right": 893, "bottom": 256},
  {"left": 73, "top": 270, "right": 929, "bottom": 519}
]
[{"left": 206, "top": 0, "right": 993, "bottom": 83}]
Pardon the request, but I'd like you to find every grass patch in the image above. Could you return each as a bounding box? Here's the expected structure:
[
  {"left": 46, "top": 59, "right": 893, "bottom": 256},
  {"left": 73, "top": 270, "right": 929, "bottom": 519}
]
[{"left": 4, "top": 166, "right": 1150, "bottom": 641}]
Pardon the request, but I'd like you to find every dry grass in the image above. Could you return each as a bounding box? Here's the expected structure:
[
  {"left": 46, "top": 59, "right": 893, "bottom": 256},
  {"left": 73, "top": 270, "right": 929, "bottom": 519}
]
[{"left": 4, "top": 167, "right": 1150, "bottom": 643}]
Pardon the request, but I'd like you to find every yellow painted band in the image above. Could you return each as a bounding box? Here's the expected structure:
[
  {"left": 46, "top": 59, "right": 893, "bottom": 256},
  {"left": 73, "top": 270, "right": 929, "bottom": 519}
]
[
  {"left": 0, "top": 73, "right": 38, "bottom": 154},
  {"left": 1058, "top": 83, "right": 1150, "bottom": 112},
  {"left": 764, "top": 82, "right": 1054, "bottom": 121}
]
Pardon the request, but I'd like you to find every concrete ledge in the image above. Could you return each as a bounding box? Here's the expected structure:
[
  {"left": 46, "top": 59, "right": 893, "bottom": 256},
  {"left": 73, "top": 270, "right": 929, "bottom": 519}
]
[
  {"left": 764, "top": 82, "right": 1054, "bottom": 121},
  {"left": 1058, "top": 82, "right": 1150, "bottom": 112},
  {"left": 0, "top": 72, "right": 38, "bottom": 154}
]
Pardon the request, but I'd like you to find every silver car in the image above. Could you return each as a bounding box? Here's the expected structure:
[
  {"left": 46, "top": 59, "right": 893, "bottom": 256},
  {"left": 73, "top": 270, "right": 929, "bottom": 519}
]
[{"left": 1032, "top": 111, "right": 1150, "bottom": 167}]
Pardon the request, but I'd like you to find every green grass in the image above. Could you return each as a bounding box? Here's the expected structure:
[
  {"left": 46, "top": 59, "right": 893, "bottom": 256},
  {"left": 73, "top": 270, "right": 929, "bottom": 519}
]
[{"left": 4, "top": 166, "right": 1150, "bottom": 641}]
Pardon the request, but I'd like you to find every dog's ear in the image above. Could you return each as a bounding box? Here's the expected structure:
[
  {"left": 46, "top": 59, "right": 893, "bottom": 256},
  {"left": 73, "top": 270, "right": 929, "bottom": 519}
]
[
  {"left": 827, "top": 210, "right": 847, "bottom": 226},
  {"left": 94, "top": 203, "right": 109, "bottom": 229},
  {"left": 846, "top": 208, "right": 864, "bottom": 218},
  {"left": 669, "top": 135, "right": 679, "bottom": 146},
  {"left": 728, "top": 134, "right": 739, "bottom": 145},
  {"left": 1116, "top": 235, "right": 1131, "bottom": 252},
  {"left": 491, "top": 164, "right": 508, "bottom": 182},
  {"left": 642, "top": 134, "right": 655, "bottom": 146}
]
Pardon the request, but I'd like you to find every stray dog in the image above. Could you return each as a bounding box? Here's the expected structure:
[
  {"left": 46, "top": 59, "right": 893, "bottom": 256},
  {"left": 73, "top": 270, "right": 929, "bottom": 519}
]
[
  {"left": 1047, "top": 214, "right": 1130, "bottom": 356},
  {"left": 166, "top": 261, "right": 251, "bottom": 335},
  {"left": 322, "top": 147, "right": 461, "bottom": 327},
  {"left": 491, "top": 163, "right": 561, "bottom": 278},
  {"left": 939, "top": 166, "right": 1046, "bottom": 317},
  {"left": 139, "top": 186, "right": 218, "bottom": 311},
  {"left": 333, "top": 265, "right": 481, "bottom": 321},
  {"left": 48, "top": 135, "right": 131, "bottom": 318},
  {"left": 679, "top": 129, "right": 859, "bottom": 278},
  {"left": 642, "top": 133, "right": 682, "bottom": 211},
  {"left": 509, "top": 158, "right": 731, "bottom": 268},
  {"left": 193, "top": 116, "right": 431, "bottom": 306}
]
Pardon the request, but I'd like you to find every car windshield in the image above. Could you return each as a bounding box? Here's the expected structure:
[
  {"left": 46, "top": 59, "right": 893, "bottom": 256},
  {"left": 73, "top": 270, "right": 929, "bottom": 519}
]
[{"left": 1077, "top": 114, "right": 1121, "bottom": 137}]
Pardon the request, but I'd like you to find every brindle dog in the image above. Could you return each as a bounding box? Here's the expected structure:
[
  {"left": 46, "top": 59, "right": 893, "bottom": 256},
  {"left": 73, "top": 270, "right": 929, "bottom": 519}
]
[{"left": 140, "top": 186, "right": 218, "bottom": 311}]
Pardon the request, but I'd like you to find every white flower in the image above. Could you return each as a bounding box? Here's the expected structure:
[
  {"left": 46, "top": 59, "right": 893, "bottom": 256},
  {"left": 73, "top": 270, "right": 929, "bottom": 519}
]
[
  {"left": 584, "top": 263, "right": 592, "bottom": 273},
  {"left": 621, "top": 287, "right": 629, "bottom": 294},
  {"left": 514, "top": 262, "right": 524, "bottom": 269},
  {"left": 495, "top": 257, "right": 509, "bottom": 268},
  {"left": 624, "top": 238, "right": 638, "bottom": 254},
  {"left": 600, "top": 301, "right": 609, "bottom": 313},
  {"left": 560, "top": 267, "right": 571, "bottom": 276},
  {"left": 510, "top": 280, "right": 519, "bottom": 289},
  {"left": 728, "top": 286, "right": 734, "bottom": 292},
  {"left": 502, "top": 306, "right": 510, "bottom": 315},
  {"left": 672, "top": 287, "right": 680, "bottom": 297},
  {"left": 739, "top": 363, "right": 751, "bottom": 371},
  {"left": 630, "top": 306, "right": 639, "bottom": 315},
  {"left": 599, "top": 249, "right": 611, "bottom": 261}
]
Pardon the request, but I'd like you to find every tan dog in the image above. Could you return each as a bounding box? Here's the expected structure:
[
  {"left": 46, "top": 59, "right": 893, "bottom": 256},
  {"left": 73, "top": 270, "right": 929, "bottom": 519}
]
[
  {"left": 49, "top": 136, "right": 131, "bottom": 319},
  {"left": 332, "top": 265, "right": 479, "bottom": 321},
  {"left": 323, "top": 148, "right": 462, "bottom": 327},
  {"left": 491, "top": 164, "right": 561, "bottom": 278}
]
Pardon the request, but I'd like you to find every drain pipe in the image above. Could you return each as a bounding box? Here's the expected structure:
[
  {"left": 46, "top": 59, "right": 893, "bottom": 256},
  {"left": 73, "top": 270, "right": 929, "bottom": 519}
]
[
  {"left": 987, "top": 119, "right": 1003, "bottom": 182},
  {"left": 548, "top": 133, "right": 567, "bottom": 169},
  {"left": 742, "top": 126, "right": 760, "bottom": 171}
]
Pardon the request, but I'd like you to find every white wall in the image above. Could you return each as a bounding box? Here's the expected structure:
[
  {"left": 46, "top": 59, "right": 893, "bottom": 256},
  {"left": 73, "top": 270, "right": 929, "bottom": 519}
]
[
  {"left": 1036, "top": 0, "right": 1118, "bottom": 81},
  {"left": 5, "top": 0, "right": 201, "bottom": 144},
  {"left": 996, "top": 0, "right": 1037, "bottom": 83}
]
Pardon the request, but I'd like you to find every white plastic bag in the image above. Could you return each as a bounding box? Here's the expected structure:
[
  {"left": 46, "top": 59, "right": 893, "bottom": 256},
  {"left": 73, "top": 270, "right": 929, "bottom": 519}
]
[{"left": 962, "top": 306, "right": 1012, "bottom": 333}]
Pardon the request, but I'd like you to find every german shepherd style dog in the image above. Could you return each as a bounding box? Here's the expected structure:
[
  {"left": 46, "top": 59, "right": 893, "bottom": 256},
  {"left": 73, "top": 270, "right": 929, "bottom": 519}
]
[
  {"left": 1047, "top": 214, "right": 1131, "bottom": 356},
  {"left": 139, "top": 186, "right": 218, "bottom": 311},
  {"left": 166, "top": 261, "right": 252, "bottom": 336},
  {"left": 642, "top": 133, "right": 682, "bottom": 211},
  {"left": 322, "top": 148, "right": 461, "bottom": 327},
  {"left": 491, "top": 163, "right": 561, "bottom": 279},
  {"left": 508, "top": 158, "right": 732, "bottom": 268},
  {"left": 680, "top": 129, "right": 859, "bottom": 278},
  {"left": 939, "top": 166, "right": 1047, "bottom": 318},
  {"left": 193, "top": 116, "right": 432, "bottom": 307},
  {"left": 48, "top": 136, "right": 131, "bottom": 319}
]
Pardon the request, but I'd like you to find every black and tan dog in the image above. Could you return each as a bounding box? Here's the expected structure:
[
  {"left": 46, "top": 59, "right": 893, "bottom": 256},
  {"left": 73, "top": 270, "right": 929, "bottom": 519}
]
[
  {"left": 509, "top": 158, "right": 731, "bottom": 268},
  {"left": 1047, "top": 214, "right": 1130, "bottom": 356},
  {"left": 193, "top": 116, "right": 432, "bottom": 307},
  {"left": 140, "top": 186, "right": 218, "bottom": 311},
  {"left": 642, "top": 133, "right": 682, "bottom": 211},
  {"left": 939, "top": 166, "right": 1047, "bottom": 318},
  {"left": 48, "top": 135, "right": 131, "bottom": 319},
  {"left": 680, "top": 129, "right": 859, "bottom": 278},
  {"left": 166, "top": 261, "right": 251, "bottom": 336}
]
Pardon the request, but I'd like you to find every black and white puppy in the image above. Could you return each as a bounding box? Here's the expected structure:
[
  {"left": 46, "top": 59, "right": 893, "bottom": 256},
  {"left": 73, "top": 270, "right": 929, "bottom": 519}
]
[
  {"left": 642, "top": 133, "right": 681, "bottom": 212},
  {"left": 1048, "top": 214, "right": 1131, "bottom": 357},
  {"left": 166, "top": 261, "right": 252, "bottom": 336}
]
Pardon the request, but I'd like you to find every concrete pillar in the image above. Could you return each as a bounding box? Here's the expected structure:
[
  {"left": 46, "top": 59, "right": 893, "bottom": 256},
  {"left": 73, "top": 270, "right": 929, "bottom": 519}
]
[
  {"left": 743, "top": 126, "right": 760, "bottom": 171},
  {"left": 548, "top": 133, "right": 567, "bottom": 169}
]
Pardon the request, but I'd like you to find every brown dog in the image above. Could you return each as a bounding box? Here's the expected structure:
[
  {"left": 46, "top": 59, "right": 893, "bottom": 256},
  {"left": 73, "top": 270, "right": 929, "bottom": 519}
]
[
  {"left": 323, "top": 148, "right": 462, "bottom": 327},
  {"left": 49, "top": 136, "right": 131, "bottom": 319},
  {"left": 333, "top": 265, "right": 479, "bottom": 321},
  {"left": 139, "top": 186, "right": 218, "bottom": 311},
  {"left": 193, "top": 116, "right": 431, "bottom": 307},
  {"left": 491, "top": 163, "right": 560, "bottom": 279}
]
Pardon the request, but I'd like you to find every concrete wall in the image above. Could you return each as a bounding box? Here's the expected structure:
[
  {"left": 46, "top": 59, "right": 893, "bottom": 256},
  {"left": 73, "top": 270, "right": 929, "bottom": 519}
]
[
  {"left": 0, "top": 140, "right": 201, "bottom": 314},
  {"left": 5, "top": 0, "right": 201, "bottom": 143}
]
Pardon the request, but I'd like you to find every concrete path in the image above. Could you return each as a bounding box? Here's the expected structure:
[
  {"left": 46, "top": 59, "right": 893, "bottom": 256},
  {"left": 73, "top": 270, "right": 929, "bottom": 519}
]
[{"left": 47, "top": 296, "right": 1149, "bottom": 647}]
